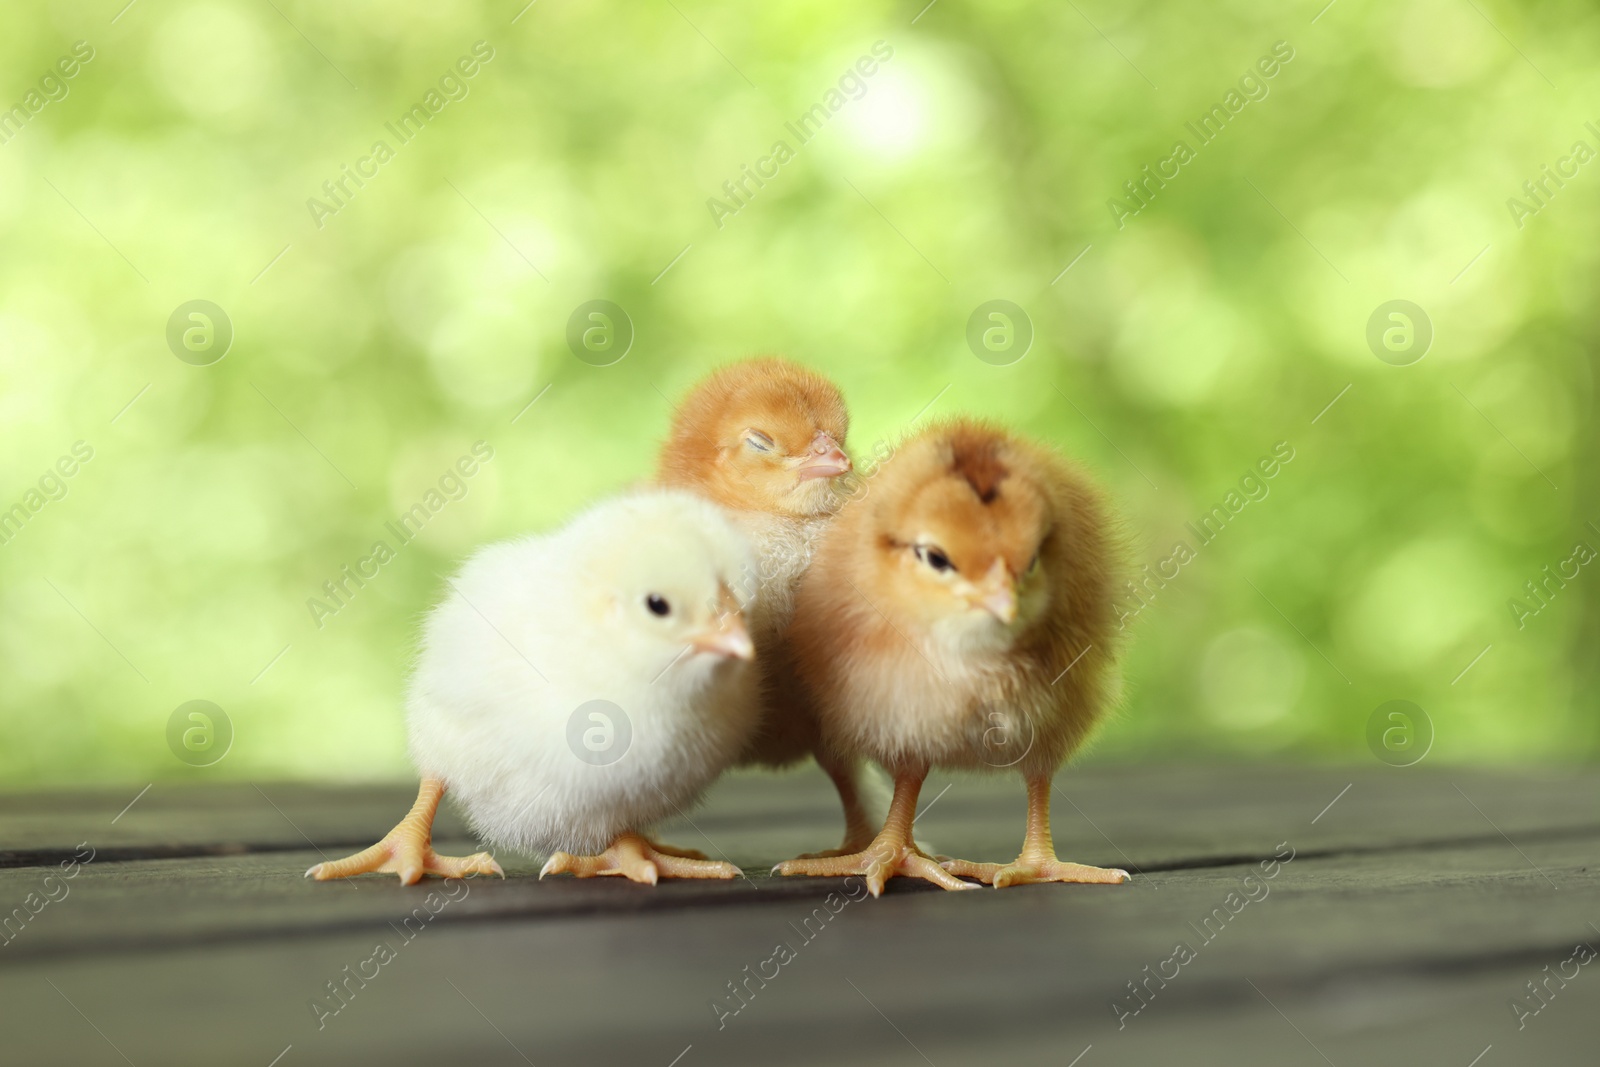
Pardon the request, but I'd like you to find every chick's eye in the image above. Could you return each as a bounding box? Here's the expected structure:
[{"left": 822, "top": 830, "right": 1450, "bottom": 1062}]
[
  {"left": 744, "top": 431, "right": 774, "bottom": 453},
  {"left": 645, "top": 594, "right": 671, "bottom": 617},
  {"left": 914, "top": 544, "right": 955, "bottom": 573}
]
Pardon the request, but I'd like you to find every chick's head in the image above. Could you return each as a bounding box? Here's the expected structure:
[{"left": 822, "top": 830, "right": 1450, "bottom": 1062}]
[
  {"left": 574, "top": 491, "right": 757, "bottom": 680},
  {"left": 858, "top": 421, "right": 1113, "bottom": 656},
  {"left": 659, "top": 357, "right": 851, "bottom": 519}
]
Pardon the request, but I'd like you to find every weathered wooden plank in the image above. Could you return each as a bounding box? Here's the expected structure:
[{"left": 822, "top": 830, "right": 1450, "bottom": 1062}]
[
  {"left": 3, "top": 763, "right": 1596, "bottom": 865},
  {"left": 2, "top": 766, "right": 1594, "bottom": 1066},
  {"left": 0, "top": 824, "right": 1593, "bottom": 962},
  {"left": 0, "top": 783, "right": 468, "bottom": 865},
  {"left": 0, "top": 835, "right": 1593, "bottom": 1066}
]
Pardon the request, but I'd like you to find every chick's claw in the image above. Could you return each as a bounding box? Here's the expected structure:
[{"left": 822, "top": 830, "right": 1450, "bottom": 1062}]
[
  {"left": 940, "top": 855, "right": 1129, "bottom": 888},
  {"left": 540, "top": 833, "right": 741, "bottom": 884}
]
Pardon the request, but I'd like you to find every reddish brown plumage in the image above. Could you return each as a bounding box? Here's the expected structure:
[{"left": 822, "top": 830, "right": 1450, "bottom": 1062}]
[
  {"left": 784, "top": 418, "right": 1126, "bottom": 777},
  {"left": 947, "top": 422, "right": 1008, "bottom": 503}
]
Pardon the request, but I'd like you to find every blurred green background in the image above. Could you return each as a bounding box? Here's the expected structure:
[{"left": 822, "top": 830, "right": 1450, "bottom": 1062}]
[{"left": 1, "top": 0, "right": 1595, "bottom": 785}]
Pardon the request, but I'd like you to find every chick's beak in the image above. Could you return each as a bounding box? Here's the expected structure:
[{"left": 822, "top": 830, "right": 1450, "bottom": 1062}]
[
  {"left": 796, "top": 433, "right": 852, "bottom": 481},
  {"left": 972, "top": 560, "right": 1018, "bottom": 624},
  {"left": 690, "top": 610, "right": 755, "bottom": 660}
]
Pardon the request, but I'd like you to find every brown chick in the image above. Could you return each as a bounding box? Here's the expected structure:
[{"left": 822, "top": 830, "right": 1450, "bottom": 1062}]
[
  {"left": 659, "top": 357, "right": 886, "bottom": 853},
  {"left": 773, "top": 418, "right": 1128, "bottom": 894}
]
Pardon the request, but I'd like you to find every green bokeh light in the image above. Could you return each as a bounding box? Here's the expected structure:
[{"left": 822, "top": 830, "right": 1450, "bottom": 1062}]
[{"left": 1, "top": 0, "right": 1595, "bottom": 784}]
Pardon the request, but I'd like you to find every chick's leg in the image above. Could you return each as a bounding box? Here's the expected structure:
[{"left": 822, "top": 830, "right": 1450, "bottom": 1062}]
[
  {"left": 775, "top": 769, "right": 976, "bottom": 896},
  {"left": 541, "top": 832, "right": 740, "bottom": 884},
  {"left": 306, "top": 778, "right": 503, "bottom": 886},
  {"left": 940, "top": 774, "right": 1128, "bottom": 887},
  {"left": 797, "top": 756, "right": 880, "bottom": 857}
]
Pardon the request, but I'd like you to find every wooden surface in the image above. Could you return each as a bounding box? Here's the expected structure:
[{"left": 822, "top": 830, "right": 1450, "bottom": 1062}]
[{"left": 1, "top": 763, "right": 1596, "bottom": 1066}]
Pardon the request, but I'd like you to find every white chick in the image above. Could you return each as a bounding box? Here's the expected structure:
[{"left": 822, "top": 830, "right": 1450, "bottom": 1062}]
[{"left": 308, "top": 489, "right": 759, "bottom": 885}]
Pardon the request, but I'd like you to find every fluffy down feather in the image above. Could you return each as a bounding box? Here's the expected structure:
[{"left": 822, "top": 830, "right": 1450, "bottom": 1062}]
[
  {"left": 786, "top": 418, "right": 1124, "bottom": 779},
  {"left": 407, "top": 489, "right": 759, "bottom": 856},
  {"left": 655, "top": 357, "right": 853, "bottom": 759},
  {"left": 771, "top": 419, "right": 1129, "bottom": 892}
]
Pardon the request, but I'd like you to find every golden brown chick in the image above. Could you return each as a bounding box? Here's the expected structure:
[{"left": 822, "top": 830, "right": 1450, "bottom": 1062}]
[
  {"left": 659, "top": 356, "right": 851, "bottom": 521},
  {"left": 773, "top": 418, "right": 1129, "bottom": 894},
  {"left": 658, "top": 357, "right": 885, "bottom": 853},
  {"left": 657, "top": 358, "right": 851, "bottom": 634}
]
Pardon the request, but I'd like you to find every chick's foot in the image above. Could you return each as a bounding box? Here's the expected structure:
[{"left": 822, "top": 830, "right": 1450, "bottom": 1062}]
[
  {"left": 776, "top": 836, "right": 976, "bottom": 896},
  {"left": 305, "top": 779, "right": 503, "bottom": 886},
  {"left": 307, "top": 838, "right": 502, "bottom": 885},
  {"left": 939, "top": 775, "right": 1129, "bottom": 887},
  {"left": 940, "top": 854, "right": 1128, "bottom": 887},
  {"left": 778, "top": 769, "right": 976, "bottom": 895},
  {"left": 540, "top": 832, "right": 740, "bottom": 884},
  {"left": 793, "top": 823, "right": 881, "bottom": 860},
  {"left": 796, "top": 834, "right": 932, "bottom": 860},
  {"left": 643, "top": 838, "right": 709, "bottom": 860},
  {"left": 794, "top": 842, "right": 872, "bottom": 860}
]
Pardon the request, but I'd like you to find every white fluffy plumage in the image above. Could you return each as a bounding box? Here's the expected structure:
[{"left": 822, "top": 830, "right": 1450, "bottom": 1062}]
[{"left": 406, "top": 489, "right": 760, "bottom": 857}]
